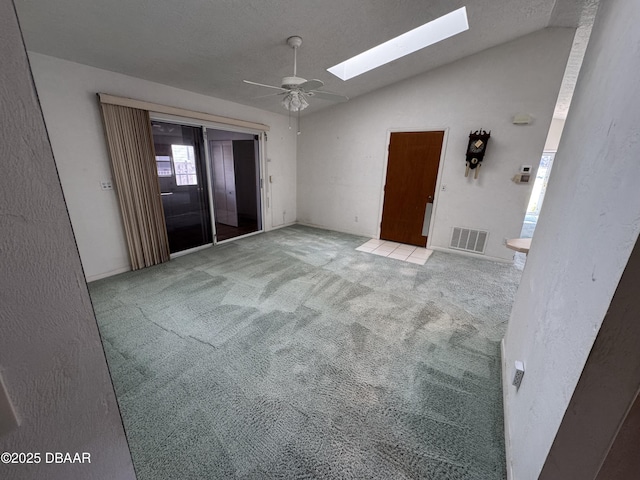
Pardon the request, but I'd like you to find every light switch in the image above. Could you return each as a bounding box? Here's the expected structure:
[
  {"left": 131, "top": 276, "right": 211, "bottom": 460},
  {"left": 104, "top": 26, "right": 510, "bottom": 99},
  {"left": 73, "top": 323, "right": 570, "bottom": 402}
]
[{"left": 0, "top": 373, "right": 19, "bottom": 436}]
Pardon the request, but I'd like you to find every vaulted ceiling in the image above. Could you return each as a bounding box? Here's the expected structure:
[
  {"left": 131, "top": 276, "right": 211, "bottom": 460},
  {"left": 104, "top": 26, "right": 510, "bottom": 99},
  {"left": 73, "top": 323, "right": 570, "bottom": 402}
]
[{"left": 15, "top": 0, "right": 596, "bottom": 116}]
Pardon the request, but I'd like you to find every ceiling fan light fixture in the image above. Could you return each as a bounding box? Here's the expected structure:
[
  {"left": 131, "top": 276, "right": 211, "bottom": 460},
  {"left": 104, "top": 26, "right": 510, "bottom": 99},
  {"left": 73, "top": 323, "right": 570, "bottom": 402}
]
[
  {"left": 282, "top": 91, "right": 309, "bottom": 112},
  {"left": 328, "top": 6, "right": 469, "bottom": 81},
  {"left": 244, "top": 35, "right": 347, "bottom": 112}
]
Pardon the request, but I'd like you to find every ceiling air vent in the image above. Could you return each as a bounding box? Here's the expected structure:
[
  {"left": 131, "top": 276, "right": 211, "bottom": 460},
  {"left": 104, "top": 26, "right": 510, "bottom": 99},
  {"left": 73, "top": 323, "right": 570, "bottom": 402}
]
[{"left": 450, "top": 227, "right": 488, "bottom": 254}]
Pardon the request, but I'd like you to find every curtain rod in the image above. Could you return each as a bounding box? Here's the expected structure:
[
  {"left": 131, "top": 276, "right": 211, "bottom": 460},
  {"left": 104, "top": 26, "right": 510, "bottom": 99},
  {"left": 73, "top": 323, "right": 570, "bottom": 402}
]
[{"left": 98, "top": 93, "right": 270, "bottom": 132}]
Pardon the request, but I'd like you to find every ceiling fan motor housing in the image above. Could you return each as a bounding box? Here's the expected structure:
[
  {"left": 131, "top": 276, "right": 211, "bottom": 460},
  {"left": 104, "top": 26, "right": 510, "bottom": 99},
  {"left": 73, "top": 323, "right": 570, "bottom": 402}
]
[
  {"left": 286, "top": 36, "right": 303, "bottom": 48},
  {"left": 281, "top": 76, "right": 307, "bottom": 89},
  {"left": 242, "top": 34, "right": 347, "bottom": 111}
]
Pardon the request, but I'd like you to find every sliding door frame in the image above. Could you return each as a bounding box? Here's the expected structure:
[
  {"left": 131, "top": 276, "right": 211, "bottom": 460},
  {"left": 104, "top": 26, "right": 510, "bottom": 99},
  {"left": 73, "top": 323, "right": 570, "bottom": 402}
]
[{"left": 150, "top": 112, "right": 267, "bottom": 251}]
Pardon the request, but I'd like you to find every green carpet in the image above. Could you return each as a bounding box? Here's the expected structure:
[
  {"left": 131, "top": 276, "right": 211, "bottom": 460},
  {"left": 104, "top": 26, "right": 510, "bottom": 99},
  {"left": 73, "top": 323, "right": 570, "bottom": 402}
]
[{"left": 90, "top": 225, "right": 521, "bottom": 479}]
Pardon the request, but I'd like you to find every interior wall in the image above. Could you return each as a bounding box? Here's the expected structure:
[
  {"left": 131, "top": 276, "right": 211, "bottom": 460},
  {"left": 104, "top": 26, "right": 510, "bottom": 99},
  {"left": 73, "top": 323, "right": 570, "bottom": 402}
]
[
  {"left": 28, "top": 53, "right": 298, "bottom": 281},
  {"left": 0, "top": 1, "right": 135, "bottom": 478},
  {"left": 297, "top": 28, "right": 574, "bottom": 260},
  {"left": 502, "top": 0, "right": 640, "bottom": 477}
]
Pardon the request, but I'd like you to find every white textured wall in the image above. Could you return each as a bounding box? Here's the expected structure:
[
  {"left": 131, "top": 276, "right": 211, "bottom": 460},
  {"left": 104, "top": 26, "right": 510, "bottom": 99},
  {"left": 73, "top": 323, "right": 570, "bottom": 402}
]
[
  {"left": 0, "top": 2, "right": 135, "bottom": 478},
  {"left": 297, "top": 28, "right": 574, "bottom": 260},
  {"left": 503, "top": 0, "right": 640, "bottom": 477},
  {"left": 28, "top": 53, "right": 298, "bottom": 281}
]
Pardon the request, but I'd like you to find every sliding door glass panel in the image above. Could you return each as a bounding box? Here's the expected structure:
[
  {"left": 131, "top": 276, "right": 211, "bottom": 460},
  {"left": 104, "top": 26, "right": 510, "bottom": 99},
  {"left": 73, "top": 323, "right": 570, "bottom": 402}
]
[
  {"left": 207, "top": 130, "right": 262, "bottom": 242},
  {"left": 152, "top": 121, "right": 212, "bottom": 253}
]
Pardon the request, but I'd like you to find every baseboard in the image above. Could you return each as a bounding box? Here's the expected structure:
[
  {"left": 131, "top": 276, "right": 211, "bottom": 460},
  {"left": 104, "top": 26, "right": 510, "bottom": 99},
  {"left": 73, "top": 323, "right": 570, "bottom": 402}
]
[
  {"left": 86, "top": 266, "right": 130, "bottom": 283},
  {"left": 267, "top": 221, "right": 297, "bottom": 231},
  {"left": 294, "top": 221, "right": 373, "bottom": 239},
  {"left": 501, "top": 338, "right": 514, "bottom": 480},
  {"left": 430, "top": 246, "right": 513, "bottom": 264}
]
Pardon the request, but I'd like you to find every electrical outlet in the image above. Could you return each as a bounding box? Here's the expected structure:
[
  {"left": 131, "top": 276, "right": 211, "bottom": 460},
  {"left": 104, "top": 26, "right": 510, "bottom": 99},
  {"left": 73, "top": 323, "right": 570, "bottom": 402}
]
[
  {"left": 512, "top": 361, "right": 525, "bottom": 390},
  {"left": 100, "top": 181, "right": 113, "bottom": 191},
  {"left": 502, "top": 237, "right": 508, "bottom": 245}
]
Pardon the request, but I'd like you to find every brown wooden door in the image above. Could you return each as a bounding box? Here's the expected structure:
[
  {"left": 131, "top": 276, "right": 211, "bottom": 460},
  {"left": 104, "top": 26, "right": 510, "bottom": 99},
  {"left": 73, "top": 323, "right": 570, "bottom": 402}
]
[{"left": 380, "top": 131, "right": 444, "bottom": 247}]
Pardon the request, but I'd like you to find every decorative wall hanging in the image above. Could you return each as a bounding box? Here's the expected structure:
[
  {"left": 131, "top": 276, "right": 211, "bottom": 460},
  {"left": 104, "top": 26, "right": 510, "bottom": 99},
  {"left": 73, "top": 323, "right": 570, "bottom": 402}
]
[{"left": 465, "top": 129, "right": 491, "bottom": 179}]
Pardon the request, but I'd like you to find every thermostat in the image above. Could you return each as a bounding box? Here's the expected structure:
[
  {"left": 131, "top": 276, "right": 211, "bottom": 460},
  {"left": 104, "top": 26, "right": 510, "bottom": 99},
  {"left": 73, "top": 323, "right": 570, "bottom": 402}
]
[{"left": 513, "top": 173, "right": 531, "bottom": 184}]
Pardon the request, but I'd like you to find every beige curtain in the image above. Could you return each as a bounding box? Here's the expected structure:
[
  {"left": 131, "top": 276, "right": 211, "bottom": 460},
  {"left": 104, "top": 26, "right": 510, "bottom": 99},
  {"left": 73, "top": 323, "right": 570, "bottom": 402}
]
[{"left": 100, "top": 103, "right": 170, "bottom": 270}]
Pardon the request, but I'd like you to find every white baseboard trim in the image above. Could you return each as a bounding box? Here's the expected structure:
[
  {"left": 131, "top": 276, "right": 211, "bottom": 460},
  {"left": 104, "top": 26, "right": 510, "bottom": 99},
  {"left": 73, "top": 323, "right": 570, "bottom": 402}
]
[
  {"left": 430, "top": 246, "right": 513, "bottom": 263},
  {"left": 86, "top": 266, "right": 130, "bottom": 283},
  {"left": 266, "top": 221, "right": 297, "bottom": 231},
  {"left": 294, "top": 221, "right": 373, "bottom": 238},
  {"left": 501, "top": 338, "right": 514, "bottom": 480}
]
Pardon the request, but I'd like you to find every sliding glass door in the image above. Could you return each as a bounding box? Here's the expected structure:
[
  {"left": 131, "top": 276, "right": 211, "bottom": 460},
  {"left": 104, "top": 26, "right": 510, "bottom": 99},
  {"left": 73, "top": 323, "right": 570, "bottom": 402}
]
[{"left": 152, "top": 121, "right": 212, "bottom": 253}]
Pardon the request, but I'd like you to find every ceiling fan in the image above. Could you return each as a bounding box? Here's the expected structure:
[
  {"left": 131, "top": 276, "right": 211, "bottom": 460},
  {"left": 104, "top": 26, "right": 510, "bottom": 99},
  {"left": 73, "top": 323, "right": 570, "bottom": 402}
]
[{"left": 243, "top": 36, "right": 348, "bottom": 113}]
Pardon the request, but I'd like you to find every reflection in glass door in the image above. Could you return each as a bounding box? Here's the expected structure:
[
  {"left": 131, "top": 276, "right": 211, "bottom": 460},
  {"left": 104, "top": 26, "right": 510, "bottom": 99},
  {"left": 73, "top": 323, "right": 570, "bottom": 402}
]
[
  {"left": 152, "top": 121, "right": 212, "bottom": 254},
  {"left": 208, "top": 130, "right": 262, "bottom": 242}
]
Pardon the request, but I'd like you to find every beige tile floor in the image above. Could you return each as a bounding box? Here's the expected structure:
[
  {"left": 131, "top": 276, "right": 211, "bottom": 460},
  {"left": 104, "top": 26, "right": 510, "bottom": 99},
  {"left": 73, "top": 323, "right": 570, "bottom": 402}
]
[{"left": 356, "top": 239, "right": 433, "bottom": 265}]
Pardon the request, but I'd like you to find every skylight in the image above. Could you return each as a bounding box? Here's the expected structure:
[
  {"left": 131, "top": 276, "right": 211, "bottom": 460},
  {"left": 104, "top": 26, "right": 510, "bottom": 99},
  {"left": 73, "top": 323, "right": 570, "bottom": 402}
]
[{"left": 327, "top": 7, "right": 469, "bottom": 81}]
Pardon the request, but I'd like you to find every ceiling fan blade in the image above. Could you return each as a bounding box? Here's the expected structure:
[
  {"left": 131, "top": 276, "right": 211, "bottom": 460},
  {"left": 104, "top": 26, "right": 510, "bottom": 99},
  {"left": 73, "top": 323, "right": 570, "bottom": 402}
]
[
  {"left": 308, "top": 90, "right": 349, "bottom": 102},
  {"left": 299, "top": 79, "right": 324, "bottom": 91},
  {"left": 243, "top": 80, "right": 287, "bottom": 91}
]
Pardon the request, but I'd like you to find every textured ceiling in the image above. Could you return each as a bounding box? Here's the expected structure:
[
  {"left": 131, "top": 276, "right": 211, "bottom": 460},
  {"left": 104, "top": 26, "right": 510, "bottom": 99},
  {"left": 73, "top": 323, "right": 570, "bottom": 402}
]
[{"left": 15, "top": 0, "right": 594, "bottom": 117}]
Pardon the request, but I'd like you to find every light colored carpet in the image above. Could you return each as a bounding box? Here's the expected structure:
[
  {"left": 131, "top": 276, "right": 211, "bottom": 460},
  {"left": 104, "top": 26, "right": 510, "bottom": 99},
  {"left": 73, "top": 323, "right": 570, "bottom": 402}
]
[{"left": 90, "top": 225, "right": 521, "bottom": 479}]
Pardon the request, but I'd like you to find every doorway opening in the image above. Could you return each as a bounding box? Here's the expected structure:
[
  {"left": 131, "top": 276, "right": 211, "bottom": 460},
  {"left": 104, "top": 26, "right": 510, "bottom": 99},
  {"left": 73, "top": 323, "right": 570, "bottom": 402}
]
[{"left": 380, "top": 131, "right": 444, "bottom": 247}]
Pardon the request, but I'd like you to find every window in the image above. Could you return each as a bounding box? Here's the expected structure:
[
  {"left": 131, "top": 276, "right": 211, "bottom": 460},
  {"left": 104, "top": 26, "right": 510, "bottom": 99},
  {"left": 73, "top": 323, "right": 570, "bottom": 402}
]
[
  {"left": 171, "top": 144, "right": 198, "bottom": 186},
  {"left": 526, "top": 152, "right": 555, "bottom": 215},
  {"left": 520, "top": 152, "right": 555, "bottom": 239},
  {"left": 327, "top": 7, "right": 469, "bottom": 81}
]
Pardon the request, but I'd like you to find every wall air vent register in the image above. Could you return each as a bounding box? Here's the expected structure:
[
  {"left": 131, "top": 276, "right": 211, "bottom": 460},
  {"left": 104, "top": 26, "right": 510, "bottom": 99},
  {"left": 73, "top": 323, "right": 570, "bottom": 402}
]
[{"left": 450, "top": 227, "right": 488, "bottom": 254}]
